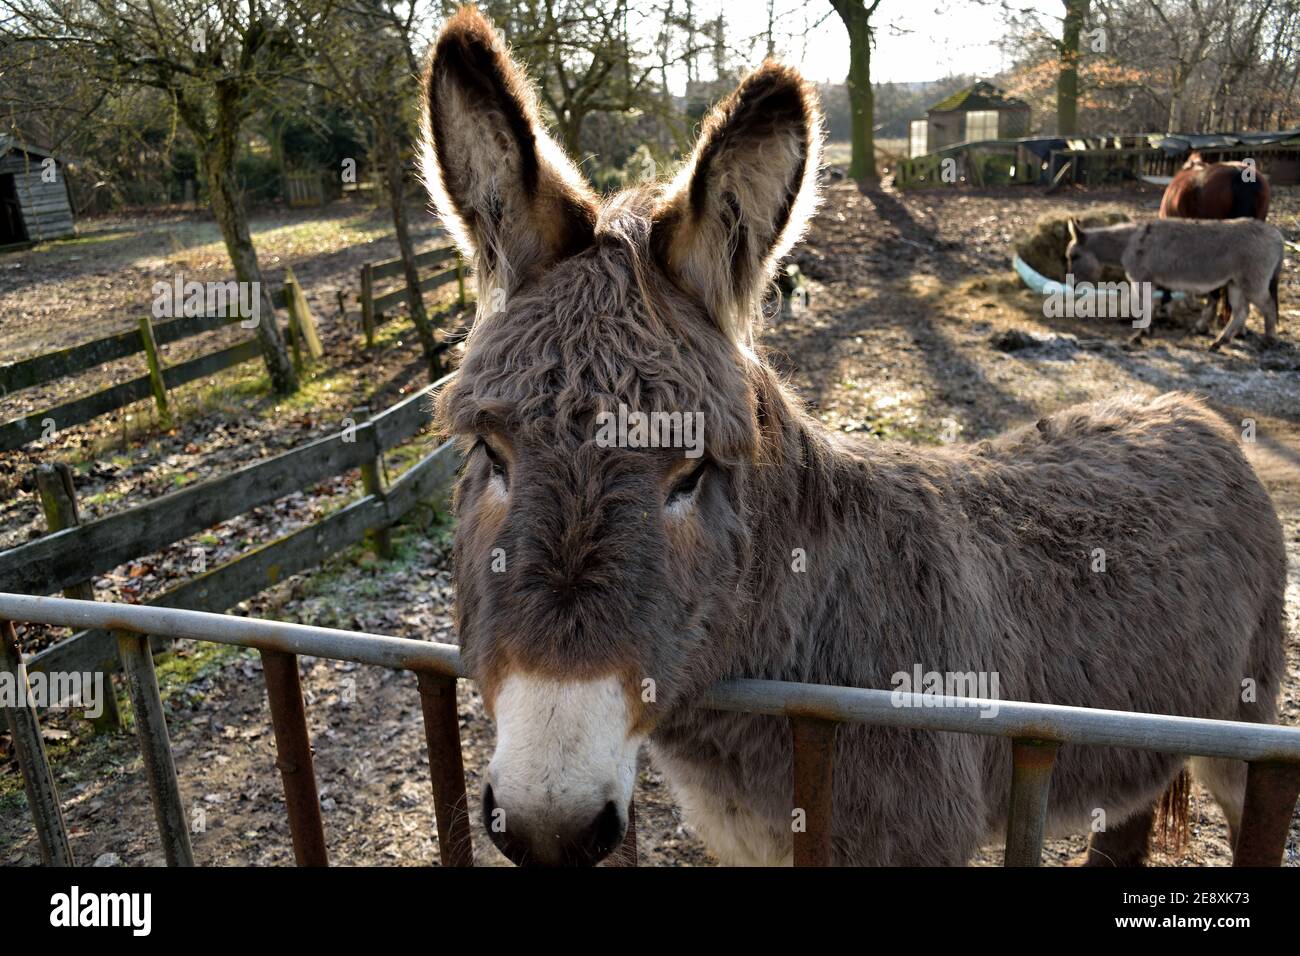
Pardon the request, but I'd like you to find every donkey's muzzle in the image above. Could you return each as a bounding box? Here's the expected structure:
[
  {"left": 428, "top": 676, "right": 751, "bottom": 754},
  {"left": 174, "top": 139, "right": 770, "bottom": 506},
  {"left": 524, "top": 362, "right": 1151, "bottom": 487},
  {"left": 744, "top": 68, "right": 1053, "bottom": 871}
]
[{"left": 483, "top": 784, "right": 627, "bottom": 867}]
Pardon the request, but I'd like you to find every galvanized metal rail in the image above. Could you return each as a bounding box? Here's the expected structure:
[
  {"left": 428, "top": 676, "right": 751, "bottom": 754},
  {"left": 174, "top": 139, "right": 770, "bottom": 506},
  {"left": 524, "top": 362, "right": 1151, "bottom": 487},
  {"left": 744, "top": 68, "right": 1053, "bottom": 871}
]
[{"left": 3, "top": 592, "right": 1299, "bottom": 867}]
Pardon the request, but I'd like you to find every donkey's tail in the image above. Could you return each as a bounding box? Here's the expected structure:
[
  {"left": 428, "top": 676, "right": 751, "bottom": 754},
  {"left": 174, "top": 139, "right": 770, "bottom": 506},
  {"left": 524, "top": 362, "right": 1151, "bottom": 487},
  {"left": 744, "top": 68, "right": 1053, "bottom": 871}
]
[
  {"left": 1154, "top": 768, "right": 1192, "bottom": 852},
  {"left": 1270, "top": 261, "right": 1281, "bottom": 317}
]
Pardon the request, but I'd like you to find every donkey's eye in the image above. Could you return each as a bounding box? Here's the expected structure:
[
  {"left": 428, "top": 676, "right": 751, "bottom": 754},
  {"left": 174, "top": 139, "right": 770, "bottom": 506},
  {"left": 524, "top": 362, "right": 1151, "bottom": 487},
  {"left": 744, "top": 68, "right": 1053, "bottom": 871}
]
[
  {"left": 477, "top": 438, "right": 508, "bottom": 483},
  {"left": 667, "top": 459, "right": 709, "bottom": 506}
]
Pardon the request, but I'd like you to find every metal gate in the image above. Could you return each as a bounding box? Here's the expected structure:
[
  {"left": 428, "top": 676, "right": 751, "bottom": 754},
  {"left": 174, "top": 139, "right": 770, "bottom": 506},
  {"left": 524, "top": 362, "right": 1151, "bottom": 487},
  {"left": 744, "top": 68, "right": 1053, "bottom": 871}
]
[{"left": 3, "top": 592, "right": 1299, "bottom": 867}]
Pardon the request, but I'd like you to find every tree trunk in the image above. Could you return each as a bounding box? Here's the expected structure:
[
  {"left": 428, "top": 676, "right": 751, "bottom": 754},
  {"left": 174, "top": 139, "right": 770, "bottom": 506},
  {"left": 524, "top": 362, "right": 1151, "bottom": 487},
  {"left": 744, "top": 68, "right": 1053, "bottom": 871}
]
[
  {"left": 378, "top": 122, "right": 441, "bottom": 381},
  {"left": 1057, "top": 0, "right": 1089, "bottom": 135},
  {"left": 1168, "top": 70, "right": 1187, "bottom": 133},
  {"left": 200, "top": 134, "right": 298, "bottom": 395},
  {"left": 832, "top": 1, "right": 878, "bottom": 185}
]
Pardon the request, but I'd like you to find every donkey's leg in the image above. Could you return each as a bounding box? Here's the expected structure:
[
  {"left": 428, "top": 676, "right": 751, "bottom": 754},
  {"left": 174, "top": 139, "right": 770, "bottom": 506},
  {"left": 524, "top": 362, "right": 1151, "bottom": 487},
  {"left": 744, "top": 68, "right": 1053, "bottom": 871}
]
[
  {"left": 1191, "top": 756, "right": 1246, "bottom": 849},
  {"left": 1084, "top": 804, "right": 1155, "bottom": 866},
  {"left": 1258, "top": 279, "right": 1279, "bottom": 344},
  {"left": 1209, "top": 285, "right": 1249, "bottom": 351}
]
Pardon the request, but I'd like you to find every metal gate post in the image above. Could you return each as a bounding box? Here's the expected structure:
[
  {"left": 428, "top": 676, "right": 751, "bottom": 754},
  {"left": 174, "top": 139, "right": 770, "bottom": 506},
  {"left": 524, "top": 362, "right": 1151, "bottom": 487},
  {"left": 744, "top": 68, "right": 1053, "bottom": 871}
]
[
  {"left": 260, "top": 649, "right": 328, "bottom": 866},
  {"left": 1004, "top": 738, "right": 1060, "bottom": 866},
  {"left": 1, "top": 620, "right": 74, "bottom": 865},
  {"left": 1233, "top": 760, "right": 1300, "bottom": 866},
  {"left": 115, "top": 629, "right": 194, "bottom": 866},
  {"left": 416, "top": 672, "right": 474, "bottom": 866},
  {"left": 791, "top": 716, "right": 838, "bottom": 866}
]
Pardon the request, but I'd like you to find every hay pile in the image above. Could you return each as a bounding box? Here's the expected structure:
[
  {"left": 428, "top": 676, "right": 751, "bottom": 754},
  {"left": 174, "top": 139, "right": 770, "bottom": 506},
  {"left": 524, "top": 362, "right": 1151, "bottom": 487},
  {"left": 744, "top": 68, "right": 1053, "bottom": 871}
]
[{"left": 1014, "top": 206, "right": 1134, "bottom": 282}]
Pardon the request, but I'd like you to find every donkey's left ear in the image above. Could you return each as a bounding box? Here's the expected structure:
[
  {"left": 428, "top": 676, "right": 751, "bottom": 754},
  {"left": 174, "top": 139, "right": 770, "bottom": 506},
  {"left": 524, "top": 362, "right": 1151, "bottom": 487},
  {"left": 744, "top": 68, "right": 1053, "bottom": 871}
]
[
  {"left": 652, "top": 62, "right": 822, "bottom": 343},
  {"left": 420, "top": 7, "right": 597, "bottom": 304}
]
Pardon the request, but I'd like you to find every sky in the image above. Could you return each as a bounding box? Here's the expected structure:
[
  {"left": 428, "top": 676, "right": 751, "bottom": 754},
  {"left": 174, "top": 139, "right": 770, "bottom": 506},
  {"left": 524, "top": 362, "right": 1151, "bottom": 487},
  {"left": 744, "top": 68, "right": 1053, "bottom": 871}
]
[{"left": 693, "top": 0, "right": 1062, "bottom": 86}]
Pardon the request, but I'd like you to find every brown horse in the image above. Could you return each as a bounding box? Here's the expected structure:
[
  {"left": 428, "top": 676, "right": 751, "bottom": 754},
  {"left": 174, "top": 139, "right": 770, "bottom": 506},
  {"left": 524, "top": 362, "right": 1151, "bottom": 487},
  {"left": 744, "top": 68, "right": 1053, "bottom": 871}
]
[{"left": 1160, "top": 153, "right": 1271, "bottom": 329}]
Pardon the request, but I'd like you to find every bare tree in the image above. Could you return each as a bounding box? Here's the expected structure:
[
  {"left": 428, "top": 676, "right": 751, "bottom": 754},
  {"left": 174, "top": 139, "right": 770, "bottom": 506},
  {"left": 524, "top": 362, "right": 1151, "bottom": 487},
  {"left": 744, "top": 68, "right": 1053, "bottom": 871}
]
[
  {"left": 4, "top": 0, "right": 304, "bottom": 392},
  {"left": 296, "top": 0, "right": 446, "bottom": 379}
]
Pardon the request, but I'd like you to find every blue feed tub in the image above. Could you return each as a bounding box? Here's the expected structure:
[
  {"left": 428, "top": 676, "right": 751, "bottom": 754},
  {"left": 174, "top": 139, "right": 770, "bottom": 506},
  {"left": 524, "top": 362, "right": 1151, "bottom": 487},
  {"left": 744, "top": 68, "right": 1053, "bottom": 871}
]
[{"left": 1012, "top": 254, "right": 1186, "bottom": 301}]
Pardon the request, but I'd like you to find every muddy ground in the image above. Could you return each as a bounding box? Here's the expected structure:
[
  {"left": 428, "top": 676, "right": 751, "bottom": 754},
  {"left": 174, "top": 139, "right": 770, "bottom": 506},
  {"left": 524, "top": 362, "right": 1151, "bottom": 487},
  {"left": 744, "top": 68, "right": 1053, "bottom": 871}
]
[{"left": 2, "top": 179, "right": 1299, "bottom": 867}]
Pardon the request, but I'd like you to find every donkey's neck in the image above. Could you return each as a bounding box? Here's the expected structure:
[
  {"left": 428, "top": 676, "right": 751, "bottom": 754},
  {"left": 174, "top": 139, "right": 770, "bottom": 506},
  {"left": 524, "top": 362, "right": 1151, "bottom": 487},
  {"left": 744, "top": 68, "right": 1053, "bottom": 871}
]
[
  {"left": 1082, "top": 223, "right": 1137, "bottom": 265},
  {"left": 729, "top": 370, "right": 944, "bottom": 687}
]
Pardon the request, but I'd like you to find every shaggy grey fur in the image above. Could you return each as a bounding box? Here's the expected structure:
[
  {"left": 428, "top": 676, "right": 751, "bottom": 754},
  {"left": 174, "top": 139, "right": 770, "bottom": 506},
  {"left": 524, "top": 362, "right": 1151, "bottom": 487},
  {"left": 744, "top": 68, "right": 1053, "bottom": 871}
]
[{"left": 421, "top": 8, "right": 1287, "bottom": 866}]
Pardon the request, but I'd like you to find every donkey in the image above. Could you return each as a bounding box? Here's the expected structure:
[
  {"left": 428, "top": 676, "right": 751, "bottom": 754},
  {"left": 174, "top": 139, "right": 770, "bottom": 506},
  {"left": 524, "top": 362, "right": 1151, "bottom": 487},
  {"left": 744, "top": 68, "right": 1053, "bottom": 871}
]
[
  {"left": 420, "top": 7, "right": 1287, "bottom": 866},
  {"left": 1065, "top": 217, "right": 1284, "bottom": 351}
]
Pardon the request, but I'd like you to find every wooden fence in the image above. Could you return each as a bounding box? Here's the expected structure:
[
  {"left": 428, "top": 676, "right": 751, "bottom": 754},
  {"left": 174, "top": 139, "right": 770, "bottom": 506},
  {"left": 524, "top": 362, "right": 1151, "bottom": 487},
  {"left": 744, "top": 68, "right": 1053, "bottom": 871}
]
[
  {"left": 1047, "top": 143, "right": 1300, "bottom": 187},
  {"left": 0, "top": 375, "right": 456, "bottom": 697},
  {"left": 0, "top": 277, "right": 321, "bottom": 452},
  {"left": 284, "top": 171, "right": 326, "bottom": 207},
  {"left": 894, "top": 141, "right": 1300, "bottom": 190},
  {"left": 359, "top": 244, "right": 466, "bottom": 349}
]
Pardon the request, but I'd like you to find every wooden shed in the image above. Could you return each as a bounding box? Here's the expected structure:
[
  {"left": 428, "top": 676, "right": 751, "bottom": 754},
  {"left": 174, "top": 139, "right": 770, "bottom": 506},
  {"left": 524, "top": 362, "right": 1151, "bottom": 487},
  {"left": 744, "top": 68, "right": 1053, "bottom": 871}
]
[
  {"left": 0, "top": 137, "right": 76, "bottom": 245},
  {"left": 909, "top": 82, "right": 1031, "bottom": 157}
]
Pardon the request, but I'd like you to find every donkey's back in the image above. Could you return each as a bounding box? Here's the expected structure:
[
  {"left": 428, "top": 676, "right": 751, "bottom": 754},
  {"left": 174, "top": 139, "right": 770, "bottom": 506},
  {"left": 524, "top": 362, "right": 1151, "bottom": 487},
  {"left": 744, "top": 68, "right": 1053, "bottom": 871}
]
[
  {"left": 1121, "top": 218, "right": 1283, "bottom": 293},
  {"left": 794, "top": 391, "right": 1287, "bottom": 865}
]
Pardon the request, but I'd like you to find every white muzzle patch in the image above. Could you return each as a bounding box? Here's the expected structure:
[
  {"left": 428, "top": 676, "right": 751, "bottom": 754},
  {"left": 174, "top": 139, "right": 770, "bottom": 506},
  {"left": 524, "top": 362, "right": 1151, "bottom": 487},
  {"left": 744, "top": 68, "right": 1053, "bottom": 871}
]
[{"left": 487, "top": 673, "right": 641, "bottom": 832}]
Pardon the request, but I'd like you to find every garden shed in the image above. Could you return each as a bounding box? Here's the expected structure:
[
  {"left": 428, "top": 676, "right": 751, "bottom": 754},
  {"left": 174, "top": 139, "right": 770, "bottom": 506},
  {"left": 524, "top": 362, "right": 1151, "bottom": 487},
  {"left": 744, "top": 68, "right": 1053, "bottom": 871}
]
[
  {"left": 0, "top": 137, "right": 76, "bottom": 245},
  {"left": 909, "top": 82, "right": 1032, "bottom": 157}
]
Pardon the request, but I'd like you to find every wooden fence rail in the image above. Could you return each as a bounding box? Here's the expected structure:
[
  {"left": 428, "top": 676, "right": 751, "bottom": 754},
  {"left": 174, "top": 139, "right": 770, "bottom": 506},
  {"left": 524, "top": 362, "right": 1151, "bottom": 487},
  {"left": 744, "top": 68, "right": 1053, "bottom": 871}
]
[
  {"left": 1, "top": 279, "right": 322, "bottom": 452},
  {"left": 359, "top": 244, "right": 466, "bottom": 349},
  {"left": 1, "top": 374, "right": 456, "bottom": 681}
]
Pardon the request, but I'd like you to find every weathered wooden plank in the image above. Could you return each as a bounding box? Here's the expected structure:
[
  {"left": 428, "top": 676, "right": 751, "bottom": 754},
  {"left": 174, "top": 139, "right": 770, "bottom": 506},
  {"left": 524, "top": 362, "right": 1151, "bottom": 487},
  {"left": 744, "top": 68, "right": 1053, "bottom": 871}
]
[
  {"left": 1, "top": 313, "right": 243, "bottom": 395},
  {"left": 370, "top": 267, "right": 459, "bottom": 313},
  {"left": 385, "top": 439, "right": 462, "bottom": 518},
  {"left": 369, "top": 246, "right": 457, "bottom": 282},
  {"left": 163, "top": 338, "right": 261, "bottom": 388},
  {"left": 370, "top": 373, "right": 453, "bottom": 451},
  {"left": 26, "top": 494, "right": 388, "bottom": 676},
  {"left": 0, "top": 327, "right": 142, "bottom": 393},
  {"left": 0, "top": 375, "right": 154, "bottom": 452},
  {"left": 0, "top": 422, "right": 378, "bottom": 596}
]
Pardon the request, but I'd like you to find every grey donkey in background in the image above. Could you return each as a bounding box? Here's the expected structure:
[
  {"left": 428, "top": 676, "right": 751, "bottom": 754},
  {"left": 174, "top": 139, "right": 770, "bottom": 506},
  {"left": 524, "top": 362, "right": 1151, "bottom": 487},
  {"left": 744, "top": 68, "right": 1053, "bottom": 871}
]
[
  {"left": 420, "top": 7, "right": 1289, "bottom": 867},
  {"left": 1065, "top": 217, "right": 1284, "bottom": 351}
]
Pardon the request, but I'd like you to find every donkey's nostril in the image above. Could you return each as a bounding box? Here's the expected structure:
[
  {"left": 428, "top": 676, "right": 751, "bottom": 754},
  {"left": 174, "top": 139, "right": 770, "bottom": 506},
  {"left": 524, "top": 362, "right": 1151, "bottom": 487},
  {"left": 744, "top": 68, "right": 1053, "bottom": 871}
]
[{"left": 593, "top": 801, "right": 623, "bottom": 855}]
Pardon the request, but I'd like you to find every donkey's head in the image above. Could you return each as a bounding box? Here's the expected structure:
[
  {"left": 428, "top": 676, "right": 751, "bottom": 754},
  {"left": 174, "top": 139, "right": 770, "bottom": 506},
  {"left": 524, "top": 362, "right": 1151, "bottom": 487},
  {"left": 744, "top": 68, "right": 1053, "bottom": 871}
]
[
  {"left": 420, "top": 7, "right": 821, "bottom": 866},
  {"left": 1065, "top": 217, "right": 1102, "bottom": 283}
]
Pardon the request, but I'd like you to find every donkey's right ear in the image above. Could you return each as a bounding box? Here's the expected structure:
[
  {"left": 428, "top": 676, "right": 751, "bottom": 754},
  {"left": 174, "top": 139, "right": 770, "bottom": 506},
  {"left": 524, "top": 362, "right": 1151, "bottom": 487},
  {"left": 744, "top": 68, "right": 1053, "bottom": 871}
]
[{"left": 420, "top": 7, "right": 597, "bottom": 303}]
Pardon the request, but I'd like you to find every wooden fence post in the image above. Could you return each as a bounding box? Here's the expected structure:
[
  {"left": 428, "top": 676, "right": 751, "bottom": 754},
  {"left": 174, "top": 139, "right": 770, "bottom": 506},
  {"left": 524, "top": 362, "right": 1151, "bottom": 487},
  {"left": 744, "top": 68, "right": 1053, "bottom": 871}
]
[
  {"left": 284, "top": 267, "right": 323, "bottom": 364},
  {"left": 360, "top": 263, "right": 376, "bottom": 349},
  {"left": 116, "top": 628, "right": 195, "bottom": 866},
  {"left": 1, "top": 620, "right": 75, "bottom": 865},
  {"left": 34, "top": 463, "right": 123, "bottom": 733},
  {"left": 353, "top": 405, "right": 393, "bottom": 560},
  {"left": 455, "top": 252, "right": 467, "bottom": 309},
  {"left": 137, "top": 316, "right": 174, "bottom": 430}
]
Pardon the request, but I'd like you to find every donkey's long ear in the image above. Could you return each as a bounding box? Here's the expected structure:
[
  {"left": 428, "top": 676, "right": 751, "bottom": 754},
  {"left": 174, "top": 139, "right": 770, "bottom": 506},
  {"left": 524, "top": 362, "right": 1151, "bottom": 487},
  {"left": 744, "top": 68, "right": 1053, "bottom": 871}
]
[
  {"left": 420, "top": 7, "right": 597, "bottom": 306},
  {"left": 652, "top": 62, "right": 822, "bottom": 343}
]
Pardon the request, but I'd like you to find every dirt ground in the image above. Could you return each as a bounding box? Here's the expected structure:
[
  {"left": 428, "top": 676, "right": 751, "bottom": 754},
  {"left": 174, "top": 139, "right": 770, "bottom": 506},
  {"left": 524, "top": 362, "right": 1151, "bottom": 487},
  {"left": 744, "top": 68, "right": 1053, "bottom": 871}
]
[{"left": 2, "top": 179, "right": 1299, "bottom": 867}]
